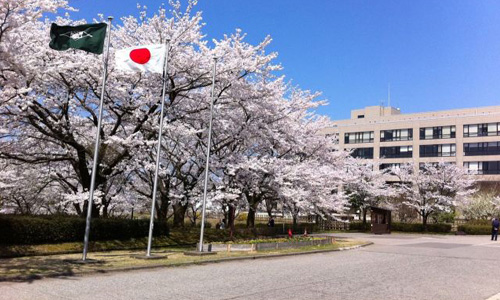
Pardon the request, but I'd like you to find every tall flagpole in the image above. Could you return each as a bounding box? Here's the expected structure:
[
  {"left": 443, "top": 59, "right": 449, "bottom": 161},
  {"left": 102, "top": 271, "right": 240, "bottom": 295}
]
[
  {"left": 198, "top": 57, "right": 217, "bottom": 252},
  {"left": 146, "top": 39, "right": 171, "bottom": 257},
  {"left": 82, "top": 16, "right": 113, "bottom": 261}
]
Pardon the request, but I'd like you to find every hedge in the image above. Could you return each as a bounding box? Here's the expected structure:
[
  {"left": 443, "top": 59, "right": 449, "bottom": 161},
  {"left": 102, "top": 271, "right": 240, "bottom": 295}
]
[
  {"left": 457, "top": 224, "right": 491, "bottom": 235},
  {"left": 0, "top": 215, "right": 169, "bottom": 245},
  {"left": 233, "top": 223, "right": 317, "bottom": 235},
  {"left": 391, "top": 222, "right": 452, "bottom": 233},
  {"left": 349, "top": 222, "right": 371, "bottom": 232}
]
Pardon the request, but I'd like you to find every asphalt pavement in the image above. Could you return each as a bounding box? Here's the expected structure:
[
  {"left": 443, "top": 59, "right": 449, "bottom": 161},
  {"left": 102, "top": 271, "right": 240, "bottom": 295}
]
[{"left": 1, "top": 233, "right": 500, "bottom": 300}]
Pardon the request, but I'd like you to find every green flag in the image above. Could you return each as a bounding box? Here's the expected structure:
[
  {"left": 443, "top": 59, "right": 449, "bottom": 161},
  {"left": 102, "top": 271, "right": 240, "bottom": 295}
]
[{"left": 49, "top": 23, "right": 107, "bottom": 54}]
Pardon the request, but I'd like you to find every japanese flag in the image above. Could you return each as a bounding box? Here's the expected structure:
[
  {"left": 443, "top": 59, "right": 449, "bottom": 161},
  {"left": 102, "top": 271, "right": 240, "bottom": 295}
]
[{"left": 115, "top": 44, "right": 166, "bottom": 74}]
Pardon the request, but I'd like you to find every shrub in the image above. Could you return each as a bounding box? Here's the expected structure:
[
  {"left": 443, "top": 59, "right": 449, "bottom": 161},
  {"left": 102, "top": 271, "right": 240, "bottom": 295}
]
[
  {"left": 235, "top": 212, "right": 248, "bottom": 222},
  {"left": 457, "top": 224, "right": 491, "bottom": 235},
  {"left": 391, "top": 222, "right": 452, "bottom": 233},
  {"left": 231, "top": 223, "right": 317, "bottom": 235},
  {"left": 349, "top": 222, "right": 371, "bottom": 232},
  {"left": 466, "top": 219, "right": 491, "bottom": 226},
  {"left": 0, "top": 215, "right": 169, "bottom": 245}
]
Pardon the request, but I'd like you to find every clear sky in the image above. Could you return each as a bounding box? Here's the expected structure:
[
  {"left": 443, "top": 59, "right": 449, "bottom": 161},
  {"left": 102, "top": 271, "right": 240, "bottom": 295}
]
[{"left": 65, "top": 0, "right": 500, "bottom": 120}]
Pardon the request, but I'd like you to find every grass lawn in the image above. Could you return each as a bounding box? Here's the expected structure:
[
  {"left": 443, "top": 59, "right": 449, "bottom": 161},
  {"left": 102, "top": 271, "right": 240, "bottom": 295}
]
[
  {"left": 0, "top": 238, "right": 369, "bottom": 282},
  {"left": 0, "top": 228, "right": 262, "bottom": 258}
]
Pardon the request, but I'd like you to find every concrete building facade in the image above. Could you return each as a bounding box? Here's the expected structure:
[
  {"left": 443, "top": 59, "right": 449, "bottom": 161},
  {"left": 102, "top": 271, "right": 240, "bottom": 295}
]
[{"left": 322, "top": 105, "right": 500, "bottom": 182}]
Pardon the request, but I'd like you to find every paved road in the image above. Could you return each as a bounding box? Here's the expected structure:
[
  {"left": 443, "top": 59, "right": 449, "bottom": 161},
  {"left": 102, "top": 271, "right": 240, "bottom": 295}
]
[{"left": 2, "top": 233, "right": 500, "bottom": 300}]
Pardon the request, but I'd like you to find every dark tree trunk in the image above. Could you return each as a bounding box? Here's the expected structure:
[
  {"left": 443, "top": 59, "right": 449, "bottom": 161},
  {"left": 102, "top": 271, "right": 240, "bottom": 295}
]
[
  {"left": 228, "top": 205, "right": 236, "bottom": 239},
  {"left": 190, "top": 204, "right": 197, "bottom": 226},
  {"left": 73, "top": 203, "right": 82, "bottom": 216},
  {"left": 155, "top": 193, "right": 170, "bottom": 221},
  {"left": 422, "top": 215, "right": 428, "bottom": 231},
  {"left": 246, "top": 194, "right": 261, "bottom": 228},
  {"left": 362, "top": 208, "right": 367, "bottom": 225},
  {"left": 292, "top": 214, "right": 298, "bottom": 229},
  {"left": 102, "top": 205, "right": 108, "bottom": 218},
  {"left": 265, "top": 198, "right": 274, "bottom": 218},
  {"left": 82, "top": 200, "right": 100, "bottom": 218},
  {"left": 172, "top": 202, "right": 188, "bottom": 228},
  {"left": 247, "top": 206, "right": 256, "bottom": 228}
]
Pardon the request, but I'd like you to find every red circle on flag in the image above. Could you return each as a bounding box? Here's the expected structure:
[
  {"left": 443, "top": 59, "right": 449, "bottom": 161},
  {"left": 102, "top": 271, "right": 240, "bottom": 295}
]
[{"left": 129, "top": 48, "right": 151, "bottom": 64}]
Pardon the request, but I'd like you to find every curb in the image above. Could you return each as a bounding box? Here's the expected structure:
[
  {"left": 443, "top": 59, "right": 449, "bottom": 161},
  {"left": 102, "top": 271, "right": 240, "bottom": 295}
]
[{"left": 1, "top": 241, "right": 373, "bottom": 282}]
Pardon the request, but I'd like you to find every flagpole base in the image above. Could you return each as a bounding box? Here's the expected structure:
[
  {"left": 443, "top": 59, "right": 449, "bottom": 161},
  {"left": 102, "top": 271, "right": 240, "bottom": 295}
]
[
  {"left": 183, "top": 251, "right": 217, "bottom": 256},
  {"left": 64, "top": 258, "right": 103, "bottom": 264},
  {"left": 131, "top": 254, "right": 168, "bottom": 260}
]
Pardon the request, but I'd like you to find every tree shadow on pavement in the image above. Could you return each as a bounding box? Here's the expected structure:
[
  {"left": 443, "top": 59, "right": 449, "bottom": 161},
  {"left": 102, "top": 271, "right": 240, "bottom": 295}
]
[{"left": 0, "top": 256, "right": 104, "bottom": 283}]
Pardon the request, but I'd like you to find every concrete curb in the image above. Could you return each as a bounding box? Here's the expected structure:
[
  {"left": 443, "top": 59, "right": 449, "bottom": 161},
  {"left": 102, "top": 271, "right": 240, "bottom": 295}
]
[{"left": 1, "top": 241, "right": 374, "bottom": 282}]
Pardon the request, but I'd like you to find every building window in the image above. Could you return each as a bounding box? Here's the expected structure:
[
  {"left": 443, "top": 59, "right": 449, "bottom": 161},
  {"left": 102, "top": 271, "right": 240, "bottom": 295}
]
[
  {"left": 419, "top": 162, "right": 456, "bottom": 169},
  {"left": 464, "top": 123, "right": 500, "bottom": 137},
  {"left": 380, "top": 146, "right": 413, "bottom": 158},
  {"left": 419, "top": 126, "right": 456, "bottom": 140},
  {"left": 464, "top": 161, "right": 500, "bottom": 174},
  {"left": 350, "top": 147, "right": 374, "bottom": 159},
  {"left": 419, "top": 144, "right": 456, "bottom": 157},
  {"left": 357, "top": 115, "right": 365, "bottom": 119},
  {"left": 464, "top": 142, "right": 500, "bottom": 156},
  {"left": 344, "top": 131, "right": 374, "bottom": 144},
  {"left": 380, "top": 163, "right": 401, "bottom": 170},
  {"left": 380, "top": 128, "right": 413, "bottom": 142}
]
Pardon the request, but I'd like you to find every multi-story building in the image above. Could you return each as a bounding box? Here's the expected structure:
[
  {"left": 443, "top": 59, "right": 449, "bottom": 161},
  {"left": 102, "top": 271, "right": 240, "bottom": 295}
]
[{"left": 321, "top": 105, "right": 500, "bottom": 183}]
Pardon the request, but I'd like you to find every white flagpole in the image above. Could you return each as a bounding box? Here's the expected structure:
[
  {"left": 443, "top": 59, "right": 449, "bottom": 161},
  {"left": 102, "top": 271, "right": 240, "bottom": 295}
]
[
  {"left": 146, "top": 39, "right": 171, "bottom": 257},
  {"left": 198, "top": 57, "right": 217, "bottom": 252},
  {"left": 82, "top": 16, "right": 113, "bottom": 261}
]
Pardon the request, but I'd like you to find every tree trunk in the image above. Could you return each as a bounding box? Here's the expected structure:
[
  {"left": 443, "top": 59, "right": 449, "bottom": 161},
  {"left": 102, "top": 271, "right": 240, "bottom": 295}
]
[
  {"left": 292, "top": 214, "right": 298, "bottom": 229},
  {"left": 172, "top": 202, "right": 188, "bottom": 228},
  {"left": 246, "top": 195, "right": 261, "bottom": 228},
  {"left": 362, "top": 208, "right": 367, "bottom": 225},
  {"left": 190, "top": 204, "right": 197, "bottom": 226},
  {"left": 102, "top": 204, "right": 108, "bottom": 218},
  {"left": 82, "top": 200, "right": 100, "bottom": 218},
  {"left": 265, "top": 198, "right": 274, "bottom": 217},
  {"left": 155, "top": 193, "right": 170, "bottom": 221},
  {"left": 228, "top": 204, "right": 236, "bottom": 239},
  {"left": 73, "top": 203, "right": 82, "bottom": 216},
  {"left": 422, "top": 215, "right": 428, "bottom": 231},
  {"left": 246, "top": 207, "right": 256, "bottom": 228}
]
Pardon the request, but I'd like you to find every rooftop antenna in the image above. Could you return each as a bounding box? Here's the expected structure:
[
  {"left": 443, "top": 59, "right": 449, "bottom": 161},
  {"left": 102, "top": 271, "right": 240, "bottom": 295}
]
[{"left": 388, "top": 83, "right": 391, "bottom": 107}]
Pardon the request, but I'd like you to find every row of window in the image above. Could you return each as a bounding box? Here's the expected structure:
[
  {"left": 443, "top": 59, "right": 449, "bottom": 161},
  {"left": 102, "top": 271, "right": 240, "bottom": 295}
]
[
  {"left": 344, "top": 131, "right": 374, "bottom": 144},
  {"left": 351, "top": 142, "right": 500, "bottom": 159},
  {"left": 380, "top": 129, "right": 413, "bottom": 142},
  {"left": 420, "top": 144, "right": 456, "bottom": 157},
  {"left": 380, "top": 146, "right": 413, "bottom": 158},
  {"left": 463, "top": 161, "right": 500, "bottom": 174},
  {"left": 420, "top": 126, "right": 455, "bottom": 140},
  {"left": 379, "top": 161, "right": 500, "bottom": 175},
  {"left": 464, "top": 123, "right": 500, "bottom": 137},
  {"left": 464, "top": 142, "right": 500, "bottom": 156},
  {"left": 344, "top": 122, "right": 500, "bottom": 144},
  {"left": 351, "top": 144, "right": 456, "bottom": 159}
]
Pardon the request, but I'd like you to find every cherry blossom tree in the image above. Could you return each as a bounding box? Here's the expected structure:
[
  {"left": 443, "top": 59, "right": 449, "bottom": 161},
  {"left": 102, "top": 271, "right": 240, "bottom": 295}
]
[
  {"left": 344, "top": 159, "right": 394, "bottom": 224},
  {"left": 0, "top": 1, "right": 351, "bottom": 227},
  {"left": 0, "top": 0, "right": 71, "bottom": 87},
  {"left": 393, "top": 162, "right": 476, "bottom": 230},
  {"left": 460, "top": 188, "right": 500, "bottom": 221}
]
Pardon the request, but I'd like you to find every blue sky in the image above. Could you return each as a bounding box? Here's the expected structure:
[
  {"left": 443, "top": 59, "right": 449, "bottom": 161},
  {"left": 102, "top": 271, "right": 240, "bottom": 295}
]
[{"left": 65, "top": 0, "right": 500, "bottom": 120}]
